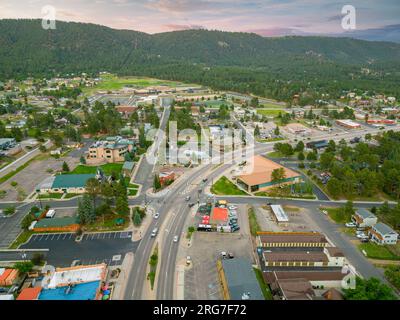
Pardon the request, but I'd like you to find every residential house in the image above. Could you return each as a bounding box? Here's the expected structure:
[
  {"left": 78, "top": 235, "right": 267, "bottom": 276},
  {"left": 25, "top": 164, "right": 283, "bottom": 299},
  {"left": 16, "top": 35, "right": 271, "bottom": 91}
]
[
  {"left": 352, "top": 209, "right": 378, "bottom": 228},
  {"left": 369, "top": 222, "right": 399, "bottom": 245}
]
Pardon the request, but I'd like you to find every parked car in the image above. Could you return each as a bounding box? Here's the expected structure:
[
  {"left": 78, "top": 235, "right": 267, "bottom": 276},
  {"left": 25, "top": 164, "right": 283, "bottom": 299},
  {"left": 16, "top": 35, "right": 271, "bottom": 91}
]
[
  {"left": 345, "top": 222, "right": 357, "bottom": 228},
  {"left": 188, "top": 203, "right": 195, "bottom": 208},
  {"left": 185, "top": 196, "right": 191, "bottom": 201},
  {"left": 231, "top": 223, "right": 239, "bottom": 229},
  {"left": 232, "top": 226, "right": 240, "bottom": 232},
  {"left": 360, "top": 238, "right": 369, "bottom": 243},
  {"left": 153, "top": 212, "right": 160, "bottom": 219},
  {"left": 173, "top": 235, "right": 179, "bottom": 242},
  {"left": 186, "top": 256, "right": 192, "bottom": 265},
  {"left": 228, "top": 205, "right": 237, "bottom": 210},
  {"left": 220, "top": 251, "right": 227, "bottom": 259},
  {"left": 227, "top": 253, "right": 234, "bottom": 259},
  {"left": 356, "top": 233, "right": 367, "bottom": 239}
]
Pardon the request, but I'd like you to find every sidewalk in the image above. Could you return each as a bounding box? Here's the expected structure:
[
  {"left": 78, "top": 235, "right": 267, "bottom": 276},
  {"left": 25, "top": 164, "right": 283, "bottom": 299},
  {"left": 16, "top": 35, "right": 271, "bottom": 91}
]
[{"left": 111, "top": 252, "right": 134, "bottom": 300}]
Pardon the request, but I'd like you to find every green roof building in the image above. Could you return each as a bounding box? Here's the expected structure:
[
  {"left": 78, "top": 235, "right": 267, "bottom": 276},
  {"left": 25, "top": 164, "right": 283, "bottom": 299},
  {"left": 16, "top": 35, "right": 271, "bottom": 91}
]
[{"left": 52, "top": 174, "right": 96, "bottom": 189}]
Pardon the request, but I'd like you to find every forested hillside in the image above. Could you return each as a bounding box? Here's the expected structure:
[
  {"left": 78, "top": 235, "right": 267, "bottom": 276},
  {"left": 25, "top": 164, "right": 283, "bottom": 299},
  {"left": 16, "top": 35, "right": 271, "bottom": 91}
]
[{"left": 1, "top": 19, "right": 400, "bottom": 101}]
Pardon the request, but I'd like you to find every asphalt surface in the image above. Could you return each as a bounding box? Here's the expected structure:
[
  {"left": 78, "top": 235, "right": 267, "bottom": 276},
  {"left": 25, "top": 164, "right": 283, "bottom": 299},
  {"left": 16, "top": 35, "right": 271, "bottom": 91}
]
[{"left": 20, "top": 231, "right": 138, "bottom": 267}]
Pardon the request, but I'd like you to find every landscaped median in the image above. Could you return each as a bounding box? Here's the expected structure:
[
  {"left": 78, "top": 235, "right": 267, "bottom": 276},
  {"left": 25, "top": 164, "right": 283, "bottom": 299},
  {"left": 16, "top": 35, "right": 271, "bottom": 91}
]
[{"left": 148, "top": 245, "right": 159, "bottom": 290}]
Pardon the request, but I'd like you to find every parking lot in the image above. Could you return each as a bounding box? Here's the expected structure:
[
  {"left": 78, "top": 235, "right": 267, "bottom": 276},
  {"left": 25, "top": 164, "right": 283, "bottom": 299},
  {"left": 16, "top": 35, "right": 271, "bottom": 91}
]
[
  {"left": 20, "top": 231, "right": 138, "bottom": 267},
  {"left": 184, "top": 204, "right": 254, "bottom": 300},
  {"left": 0, "top": 155, "right": 79, "bottom": 202}
]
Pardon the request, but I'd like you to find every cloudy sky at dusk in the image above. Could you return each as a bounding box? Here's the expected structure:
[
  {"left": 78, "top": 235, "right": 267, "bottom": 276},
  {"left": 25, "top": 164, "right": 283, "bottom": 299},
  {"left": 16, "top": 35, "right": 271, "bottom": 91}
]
[{"left": 0, "top": 0, "right": 399, "bottom": 36}]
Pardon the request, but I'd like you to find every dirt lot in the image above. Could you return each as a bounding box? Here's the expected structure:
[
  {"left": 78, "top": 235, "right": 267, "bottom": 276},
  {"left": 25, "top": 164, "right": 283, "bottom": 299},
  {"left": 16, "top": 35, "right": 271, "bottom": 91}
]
[
  {"left": 181, "top": 204, "right": 255, "bottom": 300},
  {"left": 0, "top": 155, "right": 79, "bottom": 202},
  {"left": 254, "top": 204, "right": 320, "bottom": 233}
]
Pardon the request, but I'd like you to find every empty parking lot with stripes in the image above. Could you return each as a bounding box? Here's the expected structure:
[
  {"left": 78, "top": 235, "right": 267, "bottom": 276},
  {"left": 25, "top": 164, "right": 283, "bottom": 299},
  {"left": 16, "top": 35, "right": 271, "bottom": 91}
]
[{"left": 21, "top": 231, "right": 139, "bottom": 267}]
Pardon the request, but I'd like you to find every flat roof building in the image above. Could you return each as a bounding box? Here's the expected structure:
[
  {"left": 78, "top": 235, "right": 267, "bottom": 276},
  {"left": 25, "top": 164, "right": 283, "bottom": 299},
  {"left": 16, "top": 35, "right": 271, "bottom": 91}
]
[
  {"left": 256, "top": 232, "right": 329, "bottom": 248},
  {"left": 217, "top": 258, "right": 264, "bottom": 300},
  {"left": 237, "top": 156, "right": 301, "bottom": 193},
  {"left": 336, "top": 119, "right": 361, "bottom": 129}
]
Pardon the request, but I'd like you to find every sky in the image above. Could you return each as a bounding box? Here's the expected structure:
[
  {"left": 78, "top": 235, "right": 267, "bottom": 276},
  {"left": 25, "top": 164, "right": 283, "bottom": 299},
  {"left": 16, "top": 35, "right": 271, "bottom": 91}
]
[{"left": 0, "top": 0, "right": 399, "bottom": 36}]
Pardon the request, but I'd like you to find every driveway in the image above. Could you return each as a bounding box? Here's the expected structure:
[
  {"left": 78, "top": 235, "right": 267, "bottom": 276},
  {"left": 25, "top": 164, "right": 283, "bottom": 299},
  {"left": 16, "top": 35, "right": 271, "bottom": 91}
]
[{"left": 20, "top": 231, "right": 140, "bottom": 267}]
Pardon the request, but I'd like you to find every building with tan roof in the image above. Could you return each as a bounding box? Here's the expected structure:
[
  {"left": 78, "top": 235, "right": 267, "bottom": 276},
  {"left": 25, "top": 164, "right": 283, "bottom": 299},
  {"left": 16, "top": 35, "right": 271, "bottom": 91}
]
[{"left": 237, "top": 156, "right": 302, "bottom": 193}]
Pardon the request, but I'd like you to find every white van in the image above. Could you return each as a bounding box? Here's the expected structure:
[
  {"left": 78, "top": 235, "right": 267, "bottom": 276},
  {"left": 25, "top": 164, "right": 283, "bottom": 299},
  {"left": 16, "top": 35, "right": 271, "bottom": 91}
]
[{"left": 46, "top": 209, "right": 56, "bottom": 218}]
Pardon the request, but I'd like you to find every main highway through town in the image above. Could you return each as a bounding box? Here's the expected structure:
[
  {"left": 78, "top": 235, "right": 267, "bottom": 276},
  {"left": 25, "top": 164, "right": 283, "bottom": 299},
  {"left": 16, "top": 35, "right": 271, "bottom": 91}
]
[{"left": 1, "top": 113, "right": 400, "bottom": 299}]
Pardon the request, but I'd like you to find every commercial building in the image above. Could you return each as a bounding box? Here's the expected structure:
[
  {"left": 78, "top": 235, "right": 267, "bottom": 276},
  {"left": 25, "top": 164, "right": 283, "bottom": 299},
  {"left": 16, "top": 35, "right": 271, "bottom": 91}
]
[
  {"left": 16, "top": 287, "right": 42, "bottom": 300},
  {"left": 306, "top": 140, "right": 328, "bottom": 150},
  {"left": 352, "top": 209, "right": 378, "bottom": 228},
  {"left": 217, "top": 258, "right": 263, "bottom": 300},
  {"left": 261, "top": 247, "right": 345, "bottom": 269},
  {"left": 256, "top": 232, "right": 329, "bottom": 248},
  {"left": 0, "top": 268, "right": 19, "bottom": 286},
  {"left": 335, "top": 119, "right": 361, "bottom": 129},
  {"left": 369, "top": 222, "right": 398, "bottom": 245},
  {"left": 237, "top": 156, "right": 302, "bottom": 193},
  {"left": 36, "top": 174, "right": 96, "bottom": 194},
  {"left": 210, "top": 207, "right": 229, "bottom": 226},
  {"left": 264, "top": 270, "right": 348, "bottom": 290},
  {"left": 86, "top": 136, "right": 135, "bottom": 164},
  {"left": 270, "top": 278, "right": 316, "bottom": 300},
  {"left": 367, "top": 119, "right": 396, "bottom": 125},
  {"left": 115, "top": 105, "right": 137, "bottom": 119}
]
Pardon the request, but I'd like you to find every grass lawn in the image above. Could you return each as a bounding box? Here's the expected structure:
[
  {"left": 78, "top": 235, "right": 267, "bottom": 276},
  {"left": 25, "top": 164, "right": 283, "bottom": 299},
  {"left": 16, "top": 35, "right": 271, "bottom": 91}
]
[
  {"left": 63, "top": 193, "right": 81, "bottom": 199},
  {"left": 38, "top": 193, "right": 64, "bottom": 199},
  {"left": 253, "top": 268, "right": 273, "bottom": 300},
  {"left": 248, "top": 207, "right": 261, "bottom": 236},
  {"left": 256, "top": 109, "right": 287, "bottom": 117},
  {"left": 85, "top": 213, "right": 129, "bottom": 231},
  {"left": 255, "top": 184, "right": 315, "bottom": 200},
  {"left": 128, "top": 189, "right": 138, "bottom": 196},
  {"left": 128, "top": 183, "right": 139, "bottom": 189},
  {"left": 9, "top": 230, "right": 33, "bottom": 249},
  {"left": 323, "top": 207, "right": 351, "bottom": 224},
  {"left": 210, "top": 176, "right": 248, "bottom": 196},
  {"left": 359, "top": 243, "right": 400, "bottom": 261},
  {"left": 69, "top": 163, "right": 123, "bottom": 175}
]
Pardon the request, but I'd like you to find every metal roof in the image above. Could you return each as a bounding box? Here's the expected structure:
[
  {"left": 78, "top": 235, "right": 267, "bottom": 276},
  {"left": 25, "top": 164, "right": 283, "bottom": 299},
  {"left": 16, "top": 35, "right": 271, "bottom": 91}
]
[
  {"left": 52, "top": 174, "right": 96, "bottom": 189},
  {"left": 373, "top": 222, "right": 397, "bottom": 236},
  {"left": 355, "top": 208, "right": 376, "bottom": 220},
  {"left": 221, "top": 258, "right": 264, "bottom": 300}
]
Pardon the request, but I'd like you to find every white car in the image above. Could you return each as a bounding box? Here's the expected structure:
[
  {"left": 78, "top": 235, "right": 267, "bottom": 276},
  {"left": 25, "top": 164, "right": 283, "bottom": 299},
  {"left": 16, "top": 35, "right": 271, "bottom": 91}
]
[
  {"left": 356, "top": 233, "right": 368, "bottom": 239},
  {"left": 173, "top": 235, "right": 179, "bottom": 242},
  {"left": 228, "top": 205, "right": 237, "bottom": 210},
  {"left": 153, "top": 213, "right": 160, "bottom": 219},
  {"left": 345, "top": 222, "right": 357, "bottom": 228}
]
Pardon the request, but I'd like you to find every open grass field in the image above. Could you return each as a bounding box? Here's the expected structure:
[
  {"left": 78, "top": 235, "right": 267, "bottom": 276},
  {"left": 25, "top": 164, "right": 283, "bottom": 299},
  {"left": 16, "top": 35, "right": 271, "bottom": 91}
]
[
  {"left": 359, "top": 243, "right": 400, "bottom": 261},
  {"left": 256, "top": 109, "right": 287, "bottom": 117},
  {"left": 210, "top": 176, "right": 248, "bottom": 196},
  {"left": 69, "top": 163, "right": 123, "bottom": 175},
  {"left": 83, "top": 74, "right": 186, "bottom": 95}
]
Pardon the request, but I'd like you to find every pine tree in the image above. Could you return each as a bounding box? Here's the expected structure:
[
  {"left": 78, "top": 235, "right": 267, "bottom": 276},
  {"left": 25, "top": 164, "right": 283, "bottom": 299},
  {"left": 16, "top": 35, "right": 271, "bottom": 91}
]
[{"left": 62, "top": 161, "right": 70, "bottom": 172}]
